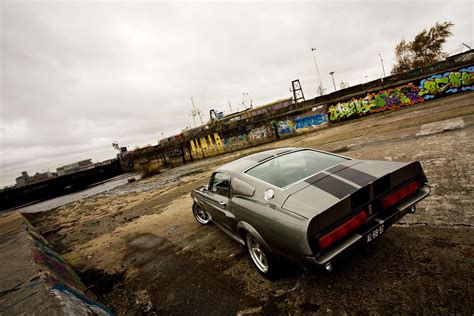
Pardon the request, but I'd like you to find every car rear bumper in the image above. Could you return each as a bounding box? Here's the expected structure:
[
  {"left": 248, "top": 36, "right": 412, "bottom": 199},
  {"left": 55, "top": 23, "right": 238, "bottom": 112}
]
[{"left": 305, "top": 184, "right": 430, "bottom": 266}]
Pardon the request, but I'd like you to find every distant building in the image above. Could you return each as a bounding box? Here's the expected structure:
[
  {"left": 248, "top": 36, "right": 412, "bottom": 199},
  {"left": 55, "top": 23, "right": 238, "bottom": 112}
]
[
  {"left": 94, "top": 159, "right": 116, "bottom": 167},
  {"left": 15, "top": 170, "right": 56, "bottom": 187},
  {"left": 56, "top": 159, "right": 94, "bottom": 176},
  {"left": 15, "top": 171, "right": 30, "bottom": 187}
]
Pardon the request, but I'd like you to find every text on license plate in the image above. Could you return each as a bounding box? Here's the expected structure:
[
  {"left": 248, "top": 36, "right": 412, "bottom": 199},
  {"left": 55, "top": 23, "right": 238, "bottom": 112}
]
[{"left": 366, "top": 224, "right": 384, "bottom": 243}]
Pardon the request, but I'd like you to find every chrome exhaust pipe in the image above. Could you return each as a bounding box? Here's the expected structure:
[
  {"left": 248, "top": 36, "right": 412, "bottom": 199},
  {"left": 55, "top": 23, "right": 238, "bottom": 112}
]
[{"left": 409, "top": 206, "right": 416, "bottom": 214}]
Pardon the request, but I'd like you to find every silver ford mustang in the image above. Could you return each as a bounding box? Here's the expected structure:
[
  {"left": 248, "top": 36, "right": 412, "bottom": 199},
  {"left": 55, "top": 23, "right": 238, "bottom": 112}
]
[{"left": 191, "top": 148, "right": 430, "bottom": 277}]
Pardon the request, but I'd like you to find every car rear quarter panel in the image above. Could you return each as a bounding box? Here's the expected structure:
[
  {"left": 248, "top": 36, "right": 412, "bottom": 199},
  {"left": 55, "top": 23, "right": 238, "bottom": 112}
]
[{"left": 230, "top": 196, "right": 312, "bottom": 261}]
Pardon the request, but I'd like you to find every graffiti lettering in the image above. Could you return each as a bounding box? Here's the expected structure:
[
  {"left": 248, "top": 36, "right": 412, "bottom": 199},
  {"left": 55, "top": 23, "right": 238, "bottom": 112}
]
[
  {"left": 248, "top": 126, "right": 273, "bottom": 142},
  {"left": 190, "top": 133, "right": 225, "bottom": 158},
  {"left": 328, "top": 67, "right": 473, "bottom": 122},
  {"left": 419, "top": 67, "right": 474, "bottom": 99},
  {"left": 294, "top": 113, "right": 328, "bottom": 130},
  {"left": 276, "top": 120, "right": 295, "bottom": 135},
  {"left": 223, "top": 134, "right": 249, "bottom": 149},
  {"left": 328, "top": 83, "right": 424, "bottom": 121},
  {"left": 213, "top": 133, "right": 225, "bottom": 152}
]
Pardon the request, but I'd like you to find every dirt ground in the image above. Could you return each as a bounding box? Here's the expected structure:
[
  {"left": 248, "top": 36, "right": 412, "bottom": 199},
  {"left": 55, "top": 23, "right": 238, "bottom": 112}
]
[{"left": 26, "top": 92, "right": 474, "bottom": 315}]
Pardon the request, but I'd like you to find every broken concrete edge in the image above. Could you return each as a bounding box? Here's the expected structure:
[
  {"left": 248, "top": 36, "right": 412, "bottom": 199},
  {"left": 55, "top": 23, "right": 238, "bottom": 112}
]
[{"left": 0, "top": 212, "right": 113, "bottom": 315}]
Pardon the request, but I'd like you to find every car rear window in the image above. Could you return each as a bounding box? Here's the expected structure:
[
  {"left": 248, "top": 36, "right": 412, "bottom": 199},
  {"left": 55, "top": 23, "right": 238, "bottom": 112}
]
[{"left": 245, "top": 150, "right": 348, "bottom": 189}]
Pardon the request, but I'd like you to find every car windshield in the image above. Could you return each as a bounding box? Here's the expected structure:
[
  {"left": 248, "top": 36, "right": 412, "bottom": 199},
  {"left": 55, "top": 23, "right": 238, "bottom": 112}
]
[{"left": 245, "top": 150, "right": 348, "bottom": 188}]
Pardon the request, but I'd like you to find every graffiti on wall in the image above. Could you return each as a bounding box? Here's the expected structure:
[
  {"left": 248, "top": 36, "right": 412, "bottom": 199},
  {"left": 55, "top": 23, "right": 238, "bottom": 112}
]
[
  {"left": 294, "top": 113, "right": 328, "bottom": 131},
  {"left": 190, "top": 133, "right": 225, "bottom": 158},
  {"left": 27, "top": 227, "right": 112, "bottom": 315},
  {"left": 50, "top": 283, "right": 112, "bottom": 315},
  {"left": 30, "top": 230, "right": 85, "bottom": 291},
  {"left": 248, "top": 125, "right": 274, "bottom": 142},
  {"left": 275, "top": 120, "right": 295, "bottom": 136},
  {"left": 419, "top": 66, "right": 474, "bottom": 99},
  {"left": 186, "top": 64, "right": 474, "bottom": 157},
  {"left": 223, "top": 134, "right": 249, "bottom": 149},
  {"left": 189, "top": 124, "right": 275, "bottom": 157},
  {"left": 327, "top": 83, "right": 424, "bottom": 122},
  {"left": 328, "top": 66, "right": 474, "bottom": 122}
]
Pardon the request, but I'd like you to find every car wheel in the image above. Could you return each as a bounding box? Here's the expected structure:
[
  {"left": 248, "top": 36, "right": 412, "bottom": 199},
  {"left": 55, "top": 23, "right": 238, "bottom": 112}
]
[
  {"left": 192, "top": 203, "right": 211, "bottom": 225},
  {"left": 245, "top": 232, "right": 278, "bottom": 278}
]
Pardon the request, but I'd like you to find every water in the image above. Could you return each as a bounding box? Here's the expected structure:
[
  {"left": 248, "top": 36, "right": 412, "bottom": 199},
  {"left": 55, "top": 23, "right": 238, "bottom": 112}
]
[{"left": 10, "top": 173, "right": 140, "bottom": 214}]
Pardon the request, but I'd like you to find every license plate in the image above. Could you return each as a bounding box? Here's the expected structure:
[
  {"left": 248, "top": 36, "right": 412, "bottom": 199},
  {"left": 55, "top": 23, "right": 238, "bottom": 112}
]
[{"left": 366, "top": 224, "right": 384, "bottom": 243}]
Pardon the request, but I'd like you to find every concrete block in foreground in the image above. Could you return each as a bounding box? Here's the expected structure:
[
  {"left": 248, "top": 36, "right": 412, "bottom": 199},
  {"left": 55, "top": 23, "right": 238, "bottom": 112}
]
[{"left": 0, "top": 212, "right": 112, "bottom": 315}]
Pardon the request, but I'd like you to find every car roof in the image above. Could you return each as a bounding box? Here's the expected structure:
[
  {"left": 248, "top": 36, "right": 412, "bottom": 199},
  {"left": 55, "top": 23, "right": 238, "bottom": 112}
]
[{"left": 216, "top": 147, "right": 299, "bottom": 175}]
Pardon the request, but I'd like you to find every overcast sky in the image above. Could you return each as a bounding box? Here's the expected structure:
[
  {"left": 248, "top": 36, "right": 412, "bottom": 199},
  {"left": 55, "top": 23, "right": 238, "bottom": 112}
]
[{"left": 0, "top": 0, "right": 472, "bottom": 187}]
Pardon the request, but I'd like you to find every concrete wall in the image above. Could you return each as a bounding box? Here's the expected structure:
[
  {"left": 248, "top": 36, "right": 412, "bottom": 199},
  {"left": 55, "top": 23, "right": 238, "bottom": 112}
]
[
  {"left": 186, "top": 109, "right": 330, "bottom": 159},
  {"left": 185, "top": 62, "right": 473, "bottom": 158},
  {"left": 120, "top": 51, "right": 473, "bottom": 169},
  {"left": 0, "top": 212, "right": 112, "bottom": 315},
  {"left": 327, "top": 66, "right": 473, "bottom": 122}
]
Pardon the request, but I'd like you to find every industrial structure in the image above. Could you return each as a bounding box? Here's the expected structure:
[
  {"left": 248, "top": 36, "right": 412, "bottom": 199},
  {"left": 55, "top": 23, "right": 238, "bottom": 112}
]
[{"left": 118, "top": 50, "right": 473, "bottom": 173}]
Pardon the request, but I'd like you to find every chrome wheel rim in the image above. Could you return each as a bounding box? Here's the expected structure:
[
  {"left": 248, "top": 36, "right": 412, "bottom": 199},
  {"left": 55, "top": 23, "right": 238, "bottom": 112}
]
[
  {"left": 246, "top": 234, "right": 269, "bottom": 273},
  {"left": 193, "top": 205, "right": 210, "bottom": 224}
]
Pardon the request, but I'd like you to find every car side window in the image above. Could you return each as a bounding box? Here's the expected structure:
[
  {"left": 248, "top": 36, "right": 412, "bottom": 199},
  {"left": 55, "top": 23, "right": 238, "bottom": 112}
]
[{"left": 211, "top": 172, "right": 230, "bottom": 197}]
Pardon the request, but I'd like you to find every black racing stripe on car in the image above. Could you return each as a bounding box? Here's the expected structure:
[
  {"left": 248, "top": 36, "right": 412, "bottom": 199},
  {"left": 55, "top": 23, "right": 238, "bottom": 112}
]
[
  {"left": 336, "top": 167, "right": 377, "bottom": 187},
  {"left": 326, "top": 164, "right": 347, "bottom": 174},
  {"left": 311, "top": 175, "right": 358, "bottom": 199},
  {"left": 304, "top": 172, "right": 328, "bottom": 184}
]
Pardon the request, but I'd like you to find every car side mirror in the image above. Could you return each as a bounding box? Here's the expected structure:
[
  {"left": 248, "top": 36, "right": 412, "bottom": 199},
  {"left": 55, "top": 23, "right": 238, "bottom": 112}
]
[
  {"left": 202, "top": 185, "right": 209, "bottom": 193},
  {"left": 231, "top": 178, "right": 255, "bottom": 197}
]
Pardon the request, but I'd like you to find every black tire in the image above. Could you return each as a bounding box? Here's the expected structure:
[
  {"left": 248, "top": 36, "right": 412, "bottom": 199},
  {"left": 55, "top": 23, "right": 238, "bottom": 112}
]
[
  {"left": 245, "top": 232, "right": 280, "bottom": 279},
  {"left": 192, "top": 203, "right": 211, "bottom": 225}
]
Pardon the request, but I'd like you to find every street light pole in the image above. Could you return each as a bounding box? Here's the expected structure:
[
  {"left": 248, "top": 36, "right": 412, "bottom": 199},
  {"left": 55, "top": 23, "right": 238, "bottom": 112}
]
[
  {"left": 378, "top": 53, "right": 386, "bottom": 78},
  {"left": 329, "top": 71, "right": 337, "bottom": 91},
  {"left": 311, "top": 48, "right": 324, "bottom": 96}
]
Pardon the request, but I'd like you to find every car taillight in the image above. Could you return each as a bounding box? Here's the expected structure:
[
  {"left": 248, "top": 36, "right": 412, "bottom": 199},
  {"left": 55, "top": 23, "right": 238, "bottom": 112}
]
[
  {"left": 381, "top": 180, "right": 420, "bottom": 209},
  {"left": 319, "top": 211, "right": 367, "bottom": 250}
]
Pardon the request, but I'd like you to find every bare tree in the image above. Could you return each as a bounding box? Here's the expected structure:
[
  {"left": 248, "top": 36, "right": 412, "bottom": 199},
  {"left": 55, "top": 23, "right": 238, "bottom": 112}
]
[{"left": 392, "top": 21, "right": 454, "bottom": 74}]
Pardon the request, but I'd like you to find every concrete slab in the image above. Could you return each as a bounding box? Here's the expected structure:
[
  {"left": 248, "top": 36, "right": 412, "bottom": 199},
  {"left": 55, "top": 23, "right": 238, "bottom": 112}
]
[
  {"left": 416, "top": 117, "right": 465, "bottom": 136},
  {"left": 0, "top": 212, "right": 112, "bottom": 315}
]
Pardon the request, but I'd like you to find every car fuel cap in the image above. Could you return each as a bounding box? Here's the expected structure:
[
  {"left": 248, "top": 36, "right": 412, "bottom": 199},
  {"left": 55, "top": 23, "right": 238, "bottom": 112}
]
[{"left": 264, "top": 189, "right": 274, "bottom": 201}]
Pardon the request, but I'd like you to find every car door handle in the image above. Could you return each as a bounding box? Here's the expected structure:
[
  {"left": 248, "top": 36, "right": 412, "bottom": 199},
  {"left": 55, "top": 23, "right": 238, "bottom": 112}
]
[{"left": 218, "top": 201, "right": 227, "bottom": 207}]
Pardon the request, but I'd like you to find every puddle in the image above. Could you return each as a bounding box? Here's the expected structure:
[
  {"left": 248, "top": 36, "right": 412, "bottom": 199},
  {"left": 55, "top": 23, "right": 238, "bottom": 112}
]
[{"left": 128, "top": 233, "right": 165, "bottom": 249}]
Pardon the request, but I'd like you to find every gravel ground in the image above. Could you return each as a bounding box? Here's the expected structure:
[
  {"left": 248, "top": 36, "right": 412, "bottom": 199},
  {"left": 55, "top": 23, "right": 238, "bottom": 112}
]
[{"left": 26, "top": 92, "right": 474, "bottom": 315}]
